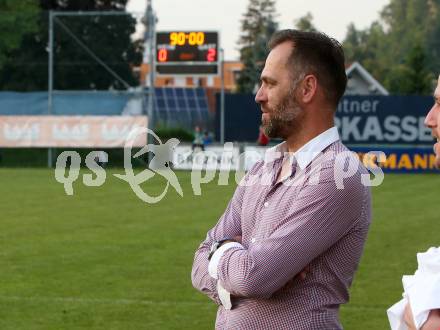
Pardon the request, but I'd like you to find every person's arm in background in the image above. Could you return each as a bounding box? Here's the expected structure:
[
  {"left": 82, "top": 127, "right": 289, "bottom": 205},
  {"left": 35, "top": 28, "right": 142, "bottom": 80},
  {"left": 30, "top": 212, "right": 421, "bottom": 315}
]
[
  {"left": 190, "top": 165, "right": 255, "bottom": 304},
  {"left": 404, "top": 304, "right": 440, "bottom": 330}
]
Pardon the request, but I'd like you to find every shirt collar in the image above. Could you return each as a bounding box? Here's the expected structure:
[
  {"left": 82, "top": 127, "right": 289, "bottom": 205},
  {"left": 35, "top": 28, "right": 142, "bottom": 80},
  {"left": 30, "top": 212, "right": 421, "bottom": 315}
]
[{"left": 266, "top": 127, "right": 340, "bottom": 170}]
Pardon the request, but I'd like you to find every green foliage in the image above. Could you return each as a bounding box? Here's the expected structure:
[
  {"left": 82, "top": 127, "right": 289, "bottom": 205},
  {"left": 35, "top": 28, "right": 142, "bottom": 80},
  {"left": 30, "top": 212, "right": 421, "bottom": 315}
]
[
  {"left": 0, "top": 0, "right": 142, "bottom": 91},
  {"left": 155, "top": 126, "right": 194, "bottom": 143},
  {"left": 294, "top": 12, "right": 317, "bottom": 32},
  {"left": 0, "top": 0, "right": 39, "bottom": 70},
  {"left": 342, "top": 0, "right": 439, "bottom": 95},
  {"left": 387, "top": 44, "right": 433, "bottom": 94},
  {"left": 237, "top": 0, "right": 278, "bottom": 93}
]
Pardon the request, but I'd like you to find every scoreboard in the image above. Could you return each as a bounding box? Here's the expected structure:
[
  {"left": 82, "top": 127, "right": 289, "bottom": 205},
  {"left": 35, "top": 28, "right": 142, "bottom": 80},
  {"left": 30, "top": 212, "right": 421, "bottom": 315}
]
[{"left": 155, "top": 31, "right": 219, "bottom": 75}]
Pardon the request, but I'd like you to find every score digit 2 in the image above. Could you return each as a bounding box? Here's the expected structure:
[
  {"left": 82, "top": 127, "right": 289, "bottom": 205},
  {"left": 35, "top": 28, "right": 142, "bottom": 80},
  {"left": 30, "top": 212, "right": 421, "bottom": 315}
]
[{"left": 207, "top": 48, "right": 216, "bottom": 62}]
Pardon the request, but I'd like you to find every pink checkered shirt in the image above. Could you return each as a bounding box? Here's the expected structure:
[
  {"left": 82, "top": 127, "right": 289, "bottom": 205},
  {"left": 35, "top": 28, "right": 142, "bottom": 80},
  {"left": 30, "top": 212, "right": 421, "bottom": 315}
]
[{"left": 191, "top": 134, "right": 371, "bottom": 330}]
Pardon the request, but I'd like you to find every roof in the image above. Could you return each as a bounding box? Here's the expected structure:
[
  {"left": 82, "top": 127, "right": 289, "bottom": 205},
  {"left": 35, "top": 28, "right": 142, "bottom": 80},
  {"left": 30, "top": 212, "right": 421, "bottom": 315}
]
[{"left": 345, "top": 61, "right": 389, "bottom": 95}]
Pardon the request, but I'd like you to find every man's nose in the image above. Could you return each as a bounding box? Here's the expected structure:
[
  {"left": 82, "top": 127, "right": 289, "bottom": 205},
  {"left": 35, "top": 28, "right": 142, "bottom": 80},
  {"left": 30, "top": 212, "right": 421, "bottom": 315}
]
[
  {"left": 255, "top": 86, "right": 266, "bottom": 104},
  {"left": 424, "top": 106, "right": 437, "bottom": 128}
]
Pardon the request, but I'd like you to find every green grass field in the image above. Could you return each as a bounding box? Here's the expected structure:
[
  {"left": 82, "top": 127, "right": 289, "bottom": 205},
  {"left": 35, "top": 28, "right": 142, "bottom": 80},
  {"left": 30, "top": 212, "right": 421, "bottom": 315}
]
[{"left": 0, "top": 169, "right": 438, "bottom": 329}]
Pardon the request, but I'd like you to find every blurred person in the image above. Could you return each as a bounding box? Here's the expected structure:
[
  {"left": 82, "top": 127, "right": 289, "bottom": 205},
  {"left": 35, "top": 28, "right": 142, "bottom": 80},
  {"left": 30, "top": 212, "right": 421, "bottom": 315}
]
[
  {"left": 425, "top": 75, "right": 440, "bottom": 169},
  {"left": 397, "top": 77, "right": 440, "bottom": 330},
  {"left": 203, "top": 131, "right": 213, "bottom": 146},
  {"left": 99, "top": 150, "right": 108, "bottom": 168},
  {"left": 256, "top": 124, "right": 270, "bottom": 146},
  {"left": 192, "top": 125, "right": 204, "bottom": 151},
  {"left": 94, "top": 150, "right": 108, "bottom": 168},
  {"left": 191, "top": 30, "right": 371, "bottom": 329},
  {"left": 389, "top": 248, "right": 440, "bottom": 330}
]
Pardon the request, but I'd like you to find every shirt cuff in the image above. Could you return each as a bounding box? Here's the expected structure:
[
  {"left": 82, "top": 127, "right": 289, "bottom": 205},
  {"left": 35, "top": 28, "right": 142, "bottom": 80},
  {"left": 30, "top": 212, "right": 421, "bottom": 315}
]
[
  {"left": 217, "top": 281, "right": 232, "bottom": 310},
  {"left": 208, "top": 242, "right": 243, "bottom": 279}
]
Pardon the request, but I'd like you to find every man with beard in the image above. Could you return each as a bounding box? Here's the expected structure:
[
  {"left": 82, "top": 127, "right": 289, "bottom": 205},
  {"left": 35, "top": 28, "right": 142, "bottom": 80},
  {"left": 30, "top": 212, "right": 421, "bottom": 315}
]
[
  {"left": 399, "top": 76, "right": 440, "bottom": 330},
  {"left": 425, "top": 75, "right": 440, "bottom": 168},
  {"left": 191, "top": 30, "right": 371, "bottom": 329}
]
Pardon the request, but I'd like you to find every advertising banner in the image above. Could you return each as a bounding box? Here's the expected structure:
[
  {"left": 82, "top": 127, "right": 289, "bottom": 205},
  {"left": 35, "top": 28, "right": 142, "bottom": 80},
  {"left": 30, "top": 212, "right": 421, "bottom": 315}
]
[
  {"left": 352, "top": 147, "right": 438, "bottom": 173},
  {"left": 335, "top": 96, "right": 433, "bottom": 145},
  {"left": 0, "top": 116, "right": 147, "bottom": 147},
  {"left": 173, "top": 145, "right": 240, "bottom": 171},
  {"left": 216, "top": 94, "right": 434, "bottom": 145},
  {"left": 243, "top": 146, "right": 438, "bottom": 174}
]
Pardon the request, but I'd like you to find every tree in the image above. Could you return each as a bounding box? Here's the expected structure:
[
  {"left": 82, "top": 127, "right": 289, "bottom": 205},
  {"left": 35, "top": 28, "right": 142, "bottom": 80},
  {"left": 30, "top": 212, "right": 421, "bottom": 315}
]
[
  {"left": 0, "top": 0, "right": 39, "bottom": 71},
  {"left": 0, "top": 0, "right": 143, "bottom": 91},
  {"left": 342, "top": 23, "right": 366, "bottom": 63},
  {"left": 387, "top": 44, "right": 433, "bottom": 94},
  {"left": 236, "top": 0, "right": 278, "bottom": 93},
  {"left": 342, "top": 0, "right": 439, "bottom": 94},
  {"left": 294, "top": 12, "right": 317, "bottom": 32}
]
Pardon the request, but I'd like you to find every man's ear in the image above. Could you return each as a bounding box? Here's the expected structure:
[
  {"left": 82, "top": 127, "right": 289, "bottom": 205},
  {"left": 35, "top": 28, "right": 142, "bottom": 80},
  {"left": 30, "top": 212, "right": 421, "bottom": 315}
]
[{"left": 299, "top": 74, "right": 318, "bottom": 104}]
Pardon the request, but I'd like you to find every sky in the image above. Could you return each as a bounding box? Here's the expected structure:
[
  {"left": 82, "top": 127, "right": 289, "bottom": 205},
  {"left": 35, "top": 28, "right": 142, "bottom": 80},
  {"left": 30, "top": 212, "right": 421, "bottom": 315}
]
[{"left": 126, "top": 0, "right": 389, "bottom": 60}]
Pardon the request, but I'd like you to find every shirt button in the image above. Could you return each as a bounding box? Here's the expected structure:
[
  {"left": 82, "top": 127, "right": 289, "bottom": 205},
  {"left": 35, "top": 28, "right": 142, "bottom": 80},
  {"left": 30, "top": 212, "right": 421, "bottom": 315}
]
[
  {"left": 264, "top": 202, "right": 269, "bottom": 208},
  {"left": 251, "top": 237, "right": 256, "bottom": 243}
]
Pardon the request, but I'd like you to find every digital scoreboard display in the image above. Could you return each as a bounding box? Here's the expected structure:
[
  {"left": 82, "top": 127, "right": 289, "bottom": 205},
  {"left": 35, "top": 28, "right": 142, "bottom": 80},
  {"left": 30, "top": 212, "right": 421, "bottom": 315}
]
[{"left": 155, "top": 31, "right": 219, "bottom": 75}]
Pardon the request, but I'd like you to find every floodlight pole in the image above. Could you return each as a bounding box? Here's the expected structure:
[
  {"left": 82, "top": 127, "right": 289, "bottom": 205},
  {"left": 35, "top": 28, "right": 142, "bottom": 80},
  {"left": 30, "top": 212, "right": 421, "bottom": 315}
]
[
  {"left": 47, "top": 10, "right": 135, "bottom": 168},
  {"left": 220, "top": 48, "right": 225, "bottom": 144},
  {"left": 48, "top": 10, "right": 54, "bottom": 168},
  {"left": 144, "top": 0, "right": 156, "bottom": 158}
]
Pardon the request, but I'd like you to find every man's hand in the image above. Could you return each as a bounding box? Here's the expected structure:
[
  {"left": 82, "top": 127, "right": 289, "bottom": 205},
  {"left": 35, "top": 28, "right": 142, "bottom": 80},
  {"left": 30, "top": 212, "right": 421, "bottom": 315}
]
[
  {"left": 233, "top": 235, "right": 242, "bottom": 243},
  {"left": 281, "top": 265, "right": 310, "bottom": 290},
  {"left": 296, "top": 265, "right": 310, "bottom": 280},
  {"left": 404, "top": 303, "right": 417, "bottom": 330},
  {"left": 404, "top": 303, "right": 440, "bottom": 330},
  {"left": 218, "top": 236, "right": 242, "bottom": 247}
]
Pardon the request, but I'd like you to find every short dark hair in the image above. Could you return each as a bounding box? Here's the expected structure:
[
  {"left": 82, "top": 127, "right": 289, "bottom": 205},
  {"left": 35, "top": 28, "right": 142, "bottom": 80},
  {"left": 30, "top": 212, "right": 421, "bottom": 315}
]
[{"left": 268, "top": 29, "right": 347, "bottom": 107}]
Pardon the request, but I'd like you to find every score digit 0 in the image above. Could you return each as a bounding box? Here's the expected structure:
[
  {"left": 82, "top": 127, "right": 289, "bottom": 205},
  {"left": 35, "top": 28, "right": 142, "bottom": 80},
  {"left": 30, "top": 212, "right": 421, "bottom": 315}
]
[
  {"left": 158, "top": 49, "right": 168, "bottom": 62},
  {"left": 195, "top": 32, "right": 204, "bottom": 45},
  {"left": 188, "top": 32, "right": 197, "bottom": 46}
]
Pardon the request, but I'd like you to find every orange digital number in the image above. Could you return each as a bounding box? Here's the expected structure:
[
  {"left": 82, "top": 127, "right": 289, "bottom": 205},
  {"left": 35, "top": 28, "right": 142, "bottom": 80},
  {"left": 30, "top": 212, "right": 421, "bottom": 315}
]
[
  {"left": 158, "top": 48, "right": 168, "bottom": 62},
  {"left": 170, "top": 32, "right": 178, "bottom": 46},
  {"left": 197, "top": 32, "right": 205, "bottom": 45},
  {"left": 177, "top": 32, "right": 185, "bottom": 45},
  {"left": 170, "top": 31, "right": 205, "bottom": 46},
  {"left": 188, "top": 32, "right": 197, "bottom": 46}
]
